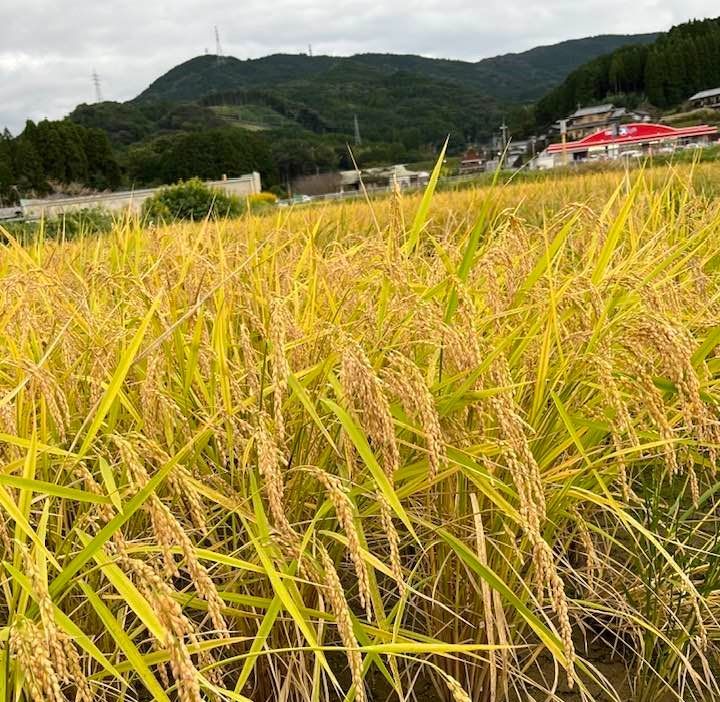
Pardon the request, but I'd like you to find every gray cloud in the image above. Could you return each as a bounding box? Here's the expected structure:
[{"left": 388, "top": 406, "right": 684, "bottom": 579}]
[{"left": 1, "top": 0, "right": 717, "bottom": 133}]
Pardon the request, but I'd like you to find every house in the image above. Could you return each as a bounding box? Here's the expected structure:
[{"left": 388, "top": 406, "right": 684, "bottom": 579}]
[
  {"left": 339, "top": 164, "right": 429, "bottom": 193},
  {"left": 508, "top": 140, "right": 532, "bottom": 159},
  {"left": 484, "top": 153, "right": 523, "bottom": 172},
  {"left": 538, "top": 122, "right": 718, "bottom": 169},
  {"left": 561, "top": 104, "right": 650, "bottom": 140},
  {"left": 459, "top": 148, "right": 484, "bottom": 174},
  {"left": 689, "top": 87, "right": 720, "bottom": 109},
  {"left": 563, "top": 104, "right": 615, "bottom": 139}
]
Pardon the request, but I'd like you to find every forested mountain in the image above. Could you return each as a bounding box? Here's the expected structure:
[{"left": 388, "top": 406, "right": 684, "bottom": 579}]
[
  {"left": 136, "top": 34, "right": 658, "bottom": 105},
  {"left": 70, "top": 32, "right": 659, "bottom": 150},
  {"left": 535, "top": 17, "right": 720, "bottom": 126},
  {"left": 72, "top": 67, "right": 500, "bottom": 149}
]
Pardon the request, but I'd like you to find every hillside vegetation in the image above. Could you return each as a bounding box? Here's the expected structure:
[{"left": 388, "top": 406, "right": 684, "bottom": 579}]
[
  {"left": 65, "top": 33, "right": 657, "bottom": 161},
  {"left": 1, "top": 163, "right": 720, "bottom": 701},
  {"left": 536, "top": 17, "right": 720, "bottom": 126},
  {"left": 136, "top": 35, "right": 659, "bottom": 105}
]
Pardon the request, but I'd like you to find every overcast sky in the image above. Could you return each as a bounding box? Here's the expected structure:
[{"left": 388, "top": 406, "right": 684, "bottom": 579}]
[{"left": 1, "top": 1, "right": 718, "bottom": 134}]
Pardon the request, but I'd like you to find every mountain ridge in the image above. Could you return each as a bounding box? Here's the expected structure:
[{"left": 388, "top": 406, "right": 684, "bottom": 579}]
[{"left": 135, "top": 32, "right": 659, "bottom": 105}]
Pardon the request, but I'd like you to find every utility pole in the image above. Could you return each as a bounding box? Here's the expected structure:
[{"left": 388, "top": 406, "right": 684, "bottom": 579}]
[
  {"left": 500, "top": 121, "right": 508, "bottom": 152},
  {"left": 559, "top": 119, "right": 568, "bottom": 167},
  {"left": 92, "top": 70, "right": 103, "bottom": 103},
  {"left": 215, "top": 26, "right": 224, "bottom": 64},
  {"left": 353, "top": 114, "right": 362, "bottom": 146},
  {"left": 497, "top": 121, "right": 509, "bottom": 168}
]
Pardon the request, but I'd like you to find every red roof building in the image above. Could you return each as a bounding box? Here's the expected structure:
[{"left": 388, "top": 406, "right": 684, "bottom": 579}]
[
  {"left": 546, "top": 122, "right": 718, "bottom": 154},
  {"left": 538, "top": 122, "right": 718, "bottom": 168}
]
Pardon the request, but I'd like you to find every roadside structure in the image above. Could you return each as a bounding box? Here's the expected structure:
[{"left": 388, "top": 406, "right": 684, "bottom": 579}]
[
  {"left": 0, "top": 206, "right": 24, "bottom": 222},
  {"left": 19, "top": 172, "right": 262, "bottom": 221}
]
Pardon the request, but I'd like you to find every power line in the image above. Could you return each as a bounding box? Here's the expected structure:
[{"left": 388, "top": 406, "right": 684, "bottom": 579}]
[{"left": 92, "top": 69, "right": 103, "bottom": 103}]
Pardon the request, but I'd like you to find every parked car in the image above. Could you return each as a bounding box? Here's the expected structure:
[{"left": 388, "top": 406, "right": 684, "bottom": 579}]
[
  {"left": 619, "top": 150, "right": 643, "bottom": 159},
  {"left": 277, "top": 194, "right": 313, "bottom": 207}
]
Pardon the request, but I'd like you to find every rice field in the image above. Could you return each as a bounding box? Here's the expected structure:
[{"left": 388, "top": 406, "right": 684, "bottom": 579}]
[{"left": 1, "top": 162, "right": 720, "bottom": 702}]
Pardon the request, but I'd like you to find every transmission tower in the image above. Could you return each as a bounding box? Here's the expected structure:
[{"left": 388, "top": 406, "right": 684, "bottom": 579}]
[
  {"left": 215, "top": 26, "right": 224, "bottom": 64},
  {"left": 308, "top": 44, "right": 313, "bottom": 57},
  {"left": 92, "top": 70, "right": 103, "bottom": 103},
  {"left": 353, "top": 114, "right": 362, "bottom": 146}
]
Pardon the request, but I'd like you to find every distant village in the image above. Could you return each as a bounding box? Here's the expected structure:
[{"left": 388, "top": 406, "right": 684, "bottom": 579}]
[
  {"left": 4, "top": 88, "right": 720, "bottom": 222},
  {"left": 291, "top": 91, "right": 720, "bottom": 199},
  {"left": 462, "top": 94, "right": 720, "bottom": 174}
]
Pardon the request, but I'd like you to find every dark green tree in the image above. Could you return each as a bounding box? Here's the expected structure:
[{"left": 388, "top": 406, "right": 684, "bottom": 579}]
[
  {"left": 0, "top": 129, "right": 16, "bottom": 204},
  {"left": 14, "top": 125, "right": 48, "bottom": 195},
  {"left": 35, "top": 120, "right": 67, "bottom": 182},
  {"left": 82, "top": 128, "right": 121, "bottom": 190},
  {"left": 59, "top": 122, "right": 89, "bottom": 183},
  {"left": 644, "top": 49, "right": 666, "bottom": 107}
]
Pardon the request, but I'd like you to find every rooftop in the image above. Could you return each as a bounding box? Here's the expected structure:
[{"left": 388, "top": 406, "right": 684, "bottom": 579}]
[
  {"left": 546, "top": 122, "right": 718, "bottom": 154},
  {"left": 339, "top": 164, "right": 427, "bottom": 186},
  {"left": 689, "top": 87, "right": 720, "bottom": 101},
  {"left": 571, "top": 104, "right": 615, "bottom": 118}
]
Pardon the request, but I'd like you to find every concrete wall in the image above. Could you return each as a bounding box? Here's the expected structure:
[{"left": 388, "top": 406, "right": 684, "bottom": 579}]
[
  {"left": 20, "top": 172, "right": 262, "bottom": 221},
  {"left": 0, "top": 206, "right": 24, "bottom": 222}
]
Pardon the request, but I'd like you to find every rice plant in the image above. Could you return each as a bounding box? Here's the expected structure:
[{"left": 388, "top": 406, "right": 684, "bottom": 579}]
[{"left": 1, "top": 162, "right": 719, "bottom": 702}]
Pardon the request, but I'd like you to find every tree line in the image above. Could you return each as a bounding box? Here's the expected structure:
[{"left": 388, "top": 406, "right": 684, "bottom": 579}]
[
  {"left": 1, "top": 111, "right": 435, "bottom": 206},
  {"left": 0, "top": 119, "right": 285, "bottom": 205},
  {"left": 0, "top": 120, "right": 121, "bottom": 205},
  {"left": 535, "top": 17, "right": 720, "bottom": 126},
  {"left": 124, "top": 128, "right": 279, "bottom": 188}
]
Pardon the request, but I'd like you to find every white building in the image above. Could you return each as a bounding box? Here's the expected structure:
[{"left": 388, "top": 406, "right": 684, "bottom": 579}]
[{"left": 339, "top": 164, "right": 429, "bottom": 192}]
